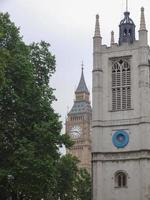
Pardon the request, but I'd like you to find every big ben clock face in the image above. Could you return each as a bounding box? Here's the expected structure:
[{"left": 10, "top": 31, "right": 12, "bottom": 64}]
[
  {"left": 112, "top": 130, "right": 129, "bottom": 148},
  {"left": 69, "top": 125, "right": 81, "bottom": 139}
]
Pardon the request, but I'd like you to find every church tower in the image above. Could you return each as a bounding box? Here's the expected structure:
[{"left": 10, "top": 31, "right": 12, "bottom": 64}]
[
  {"left": 66, "top": 66, "right": 92, "bottom": 173},
  {"left": 92, "top": 7, "right": 150, "bottom": 200}
]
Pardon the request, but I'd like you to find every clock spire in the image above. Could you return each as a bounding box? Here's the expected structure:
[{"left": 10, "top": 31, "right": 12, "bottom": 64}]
[
  {"left": 75, "top": 63, "right": 89, "bottom": 95},
  {"left": 81, "top": 60, "right": 84, "bottom": 71},
  {"left": 68, "top": 63, "right": 91, "bottom": 114},
  {"left": 65, "top": 62, "right": 92, "bottom": 172}
]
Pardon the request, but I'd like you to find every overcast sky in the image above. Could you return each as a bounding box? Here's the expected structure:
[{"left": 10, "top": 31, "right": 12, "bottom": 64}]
[{"left": 1, "top": 0, "right": 150, "bottom": 131}]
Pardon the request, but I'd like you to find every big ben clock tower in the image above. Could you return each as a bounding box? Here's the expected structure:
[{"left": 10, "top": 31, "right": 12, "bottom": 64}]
[{"left": 66, "top": 65, "right": 92, "bottom": 173}]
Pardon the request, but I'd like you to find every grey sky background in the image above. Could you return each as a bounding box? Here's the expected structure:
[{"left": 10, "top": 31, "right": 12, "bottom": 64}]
[{"left": 1, "top": 0, "right": 150, "bottom": 132}]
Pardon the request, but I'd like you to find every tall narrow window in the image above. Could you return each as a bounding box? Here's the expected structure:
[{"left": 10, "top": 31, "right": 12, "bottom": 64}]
[
  {"left": 112, "top": 59, "right": 131, "bottom": 111},
  {"left": 115, "top": 171, "right": 127, "bottom": 188}
]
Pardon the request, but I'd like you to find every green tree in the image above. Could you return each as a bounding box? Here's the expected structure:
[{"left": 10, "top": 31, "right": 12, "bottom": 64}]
[
  {"left": 0, "top": 12, "right": 91, "bottom": 200},
  {"left": 55, "top": 154, "right": 79, "bottom": 200},
  {"left": 75, "top": 168, "right": 91, "bottom": 200},
  {"left": 0, "top": 12, "right": 71, "bottom": 200},
  {"left": 55, "top": 154, "right": 92, "bottom": 200}
]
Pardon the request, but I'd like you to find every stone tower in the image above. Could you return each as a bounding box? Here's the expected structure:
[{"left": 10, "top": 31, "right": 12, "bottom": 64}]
[
  {"left": 92, "top": 7, "right": 150, "bottom": 200},
  {"left": 66, "top": 66, "right": 92, "bottom": 173}
]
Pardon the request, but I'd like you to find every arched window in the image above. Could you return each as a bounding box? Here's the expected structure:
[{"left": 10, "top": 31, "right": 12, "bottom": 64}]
[
  {"left": 115, "top": 171, "right": 127, "bottom": 188},
  {"left": 128, "top": 29, "right": 132, "bottom": 36},
  {"left": 112, "top": 59, "right": 131, "bottom": 111},
  {"left": 123, "top": 29, "right": 127, "bottom": 36}
]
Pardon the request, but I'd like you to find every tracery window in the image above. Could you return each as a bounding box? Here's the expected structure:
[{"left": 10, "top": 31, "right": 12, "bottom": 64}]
[
  {"left": 112, "top": 59, "right": 131, "bottom": 111},
  {"left": 115, "top": 171, "right": 127, "bottom": 188}
]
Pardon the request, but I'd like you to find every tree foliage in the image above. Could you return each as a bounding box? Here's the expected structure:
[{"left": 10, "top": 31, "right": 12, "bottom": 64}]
[
  {"left": 55, "top": 154, "right": 79, "bottom": 200},
  {"left": 75, "top": 168, "right": 91, "bottom": 200},
  {"left": 0, "top": 12, "right": 91, "bottom": 200},
  {"left": 55, "top": 155, "right": 92, "bottom": 200}
]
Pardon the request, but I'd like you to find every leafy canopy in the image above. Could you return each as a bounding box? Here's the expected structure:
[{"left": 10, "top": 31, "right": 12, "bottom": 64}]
[{"left": 0, "top": 12, "right": 91, "bottom": 200}]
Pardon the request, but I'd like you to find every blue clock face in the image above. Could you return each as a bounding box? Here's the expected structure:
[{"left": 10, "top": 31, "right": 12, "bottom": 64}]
[{"left": 112, "top": 130, "right": 129, "bottom": 148}]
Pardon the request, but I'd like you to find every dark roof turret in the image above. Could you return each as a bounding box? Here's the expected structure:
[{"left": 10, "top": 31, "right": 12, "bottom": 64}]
[
  {"left": 75, "top": 66, "right": 89, "bottom": 94},
  {"left": 119, "top": 11, "right": 135, "bottom": 45}
]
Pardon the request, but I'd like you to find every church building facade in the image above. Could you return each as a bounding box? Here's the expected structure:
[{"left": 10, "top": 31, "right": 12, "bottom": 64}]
[{"left": 92, "top": 7, "right": 150, "bottom": 200}]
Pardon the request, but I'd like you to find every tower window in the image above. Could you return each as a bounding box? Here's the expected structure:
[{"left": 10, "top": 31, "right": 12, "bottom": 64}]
[
  {"left": 124, "top": 29, "right": 127, "bottom": 36},
  {"left": 129, "top": 29, "right": 132, "bottom": 36},
  {"left": 112, "top": 59, "right": 131, "bottom": 111},
  {"left": 115, "top": 171, "right": 127, "bottom": 188}
]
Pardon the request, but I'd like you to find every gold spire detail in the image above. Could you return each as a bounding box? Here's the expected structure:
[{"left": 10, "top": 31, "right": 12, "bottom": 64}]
[
  {"left": 140, "top": 7, "right": 146, "bottom": 31},
  {"left": 111, "top": 31, "right": 115, "bottom": 46},
  {"left": 94, "top": 14, "right": 101, "bottom": 37}
]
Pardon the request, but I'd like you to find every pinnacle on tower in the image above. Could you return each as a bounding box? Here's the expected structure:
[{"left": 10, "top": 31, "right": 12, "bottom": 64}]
[
  {"left": 75, "top": 65, "right": 89, "bottom": 94},
  {"left": 140, "top": 7, "right": 146, "bottom": 31},
  {"left": 111, "top": 31, "right": 115, "bottom": 45},
  {"left": 94, "top": 14, "right": 101, "bottom": 37}
]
